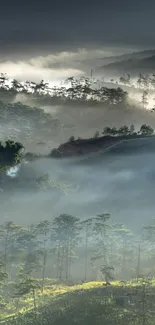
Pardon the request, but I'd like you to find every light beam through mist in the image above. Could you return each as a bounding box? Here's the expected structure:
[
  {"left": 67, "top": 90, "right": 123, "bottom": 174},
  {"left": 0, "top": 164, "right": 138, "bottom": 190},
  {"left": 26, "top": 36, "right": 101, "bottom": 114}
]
[{"left": 6, "top": 165, "right": 21, "bottom": 178}]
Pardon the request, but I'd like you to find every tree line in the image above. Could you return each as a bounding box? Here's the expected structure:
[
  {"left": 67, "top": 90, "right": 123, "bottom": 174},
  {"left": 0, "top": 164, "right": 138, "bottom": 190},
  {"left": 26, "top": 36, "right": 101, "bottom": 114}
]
[
  {"left": 102, "top": 124, "right": 154, "bottom": 137},
  {"left": 119, "top": 73, "right": 155, "bottom": 89},
  {"left": 0, "top": 214, "right": 154, "bottom": 307},
  {"left": 67, "top": 124, "right": 155, "bottom": 143},
  {"left": 0, "top": 74, "right": 128, "bottom": 105},
  {"left": 1, "top": 73, "right": 155, "bottom": 113}
]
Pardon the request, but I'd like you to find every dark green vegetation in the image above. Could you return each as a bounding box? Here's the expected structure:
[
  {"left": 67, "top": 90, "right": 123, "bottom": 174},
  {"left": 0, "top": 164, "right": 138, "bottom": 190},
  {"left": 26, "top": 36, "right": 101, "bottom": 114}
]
[
  {"left": 0, "top": 140, "right": 24, "bottom": 171},
  {"left": 0, "top": 215, "right": 154, "bottom": 324}
]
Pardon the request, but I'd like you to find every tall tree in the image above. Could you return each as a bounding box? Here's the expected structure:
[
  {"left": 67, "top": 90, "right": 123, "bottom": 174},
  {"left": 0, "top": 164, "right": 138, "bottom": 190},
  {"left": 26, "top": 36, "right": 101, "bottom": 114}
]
[
  {"left": 0, "top": 222, "right": 22, "bottom": 274},
  {"left": 80, "top": 218, "right": 93, "bottom": 281},
  {"left": 35, "top": 220, "right": 51, "bottom": 292},
  {"left": 52, "top": 214, "right": 80, "bottom": 281},
  {"left": 92, "top": 214, "right": 111, "bottom": 279},
  {"left": 16, "top": 227, "right": 41, "bottom": 275},
  {"left": 141, "top": 90, "right": 149, "bottom": 109}
]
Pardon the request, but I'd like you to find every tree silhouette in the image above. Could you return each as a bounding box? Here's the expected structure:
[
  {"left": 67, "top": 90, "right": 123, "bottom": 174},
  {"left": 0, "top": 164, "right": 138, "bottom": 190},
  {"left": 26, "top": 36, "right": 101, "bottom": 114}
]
[
  {"left": 80, "top": 218, "right": 93, "bottom": 281},
  {"left": 52, "top": 214, "right": 80, "bottom": 280},
  {"left": 140, "top": 124, "right": 154, "bottom": 136},
  {"left": 141, "top": 91, "right": 148, "bottom": 109},
  {"left": 35, "top": 220, "right": 50, "bottom": 292}
]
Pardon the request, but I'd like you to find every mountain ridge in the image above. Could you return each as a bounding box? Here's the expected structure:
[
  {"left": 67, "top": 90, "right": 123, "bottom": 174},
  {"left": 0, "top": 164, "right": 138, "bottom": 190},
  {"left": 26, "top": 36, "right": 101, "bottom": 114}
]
[{"left": 97, "top": 50, "right": 155, "bottom": 75}]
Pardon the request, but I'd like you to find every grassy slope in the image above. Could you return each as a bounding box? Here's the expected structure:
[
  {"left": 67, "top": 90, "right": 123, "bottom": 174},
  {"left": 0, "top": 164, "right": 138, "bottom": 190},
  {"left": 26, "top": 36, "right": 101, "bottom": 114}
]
[
  {"left": 3, "top": 279, "right": 155, "bottom": 325},
  {"left": 51, "top": 134, "right": 155, "bottom": 158}
]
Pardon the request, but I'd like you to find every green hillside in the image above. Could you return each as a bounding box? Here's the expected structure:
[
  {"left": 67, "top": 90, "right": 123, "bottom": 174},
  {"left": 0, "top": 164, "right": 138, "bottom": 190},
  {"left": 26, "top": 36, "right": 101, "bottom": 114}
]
[{"left": 4, "top": 279, "right": 155, "bottom": 325}]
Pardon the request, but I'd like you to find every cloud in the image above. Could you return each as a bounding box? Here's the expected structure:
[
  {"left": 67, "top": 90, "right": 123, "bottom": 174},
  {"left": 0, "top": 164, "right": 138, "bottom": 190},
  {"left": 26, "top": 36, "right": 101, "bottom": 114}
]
[
  {"left": 0, "top": 60, "right": 83, "bottom": 83},
  {"left": 29, "top": 49, "right": 115, "bottom": 69},
  {"left": 0, "top": 47, "right": 135, "bottom": 83}
]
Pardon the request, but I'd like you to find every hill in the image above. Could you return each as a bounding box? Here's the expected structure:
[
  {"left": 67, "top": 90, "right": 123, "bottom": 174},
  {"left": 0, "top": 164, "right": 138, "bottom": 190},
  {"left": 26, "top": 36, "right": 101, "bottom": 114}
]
[
  {"left": 98, "top": 53, "right": 155, "bottom": 76},
  {"left": 50, "top": 132, "right": 155, "bottom": 158},
  {"left": 6, "top": 279, "right": 155, "bottom": 325},
  {"left": 98, "top": 49, "right": 155, "bottom": 66},
  {"left": 0, "top": 100, "right": 61, "bottom": 153}
]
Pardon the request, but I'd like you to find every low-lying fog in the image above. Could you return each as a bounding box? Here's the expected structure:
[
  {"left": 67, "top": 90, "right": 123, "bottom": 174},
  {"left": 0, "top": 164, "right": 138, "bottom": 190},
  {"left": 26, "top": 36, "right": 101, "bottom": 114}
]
[
  {"left": 1, "top": 81, "right": 155, "bottom": 229},
  {"left": 1, "top": 136, "right": 155, "bottom": 231},
  {"left": 8, "top": 100, "right": 155, "bottom": 156}
]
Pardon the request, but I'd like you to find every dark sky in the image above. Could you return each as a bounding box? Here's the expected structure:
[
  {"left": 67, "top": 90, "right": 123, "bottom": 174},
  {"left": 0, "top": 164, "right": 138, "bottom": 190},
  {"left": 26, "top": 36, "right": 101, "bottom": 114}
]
[{"left": 0, "top": 0, "right": 155, "bottom": 56}]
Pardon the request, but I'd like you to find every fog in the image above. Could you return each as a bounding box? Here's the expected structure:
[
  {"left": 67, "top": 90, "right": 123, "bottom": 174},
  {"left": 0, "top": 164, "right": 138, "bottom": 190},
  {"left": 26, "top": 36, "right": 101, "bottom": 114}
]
[
  {"left": 1, "top": 135, "right": 155, "bottom": 232},
  {"left": 1, "top": 47, "right": 155, "bottom": 232},
  {"left": 0, "top": 47, "right": 138, "bottom": 83},
  {"left": 34, "top": 101, "right": 155, "bottom": 146},
  {"left": 8, "top": 97, "right": 155, "bottom": 156}
]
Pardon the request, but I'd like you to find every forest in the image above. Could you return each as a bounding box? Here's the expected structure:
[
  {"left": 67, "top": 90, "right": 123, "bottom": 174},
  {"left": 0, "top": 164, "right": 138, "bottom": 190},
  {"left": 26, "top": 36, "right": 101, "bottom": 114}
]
[
  {"left": 0, "top": 73, "right": 155, "bottom": 324},
  {"left": 0, "top": 73, "right": 152, "bottom": 108},
  {"left": 0, "top": 214, "right": 154, "bottom": 324}
]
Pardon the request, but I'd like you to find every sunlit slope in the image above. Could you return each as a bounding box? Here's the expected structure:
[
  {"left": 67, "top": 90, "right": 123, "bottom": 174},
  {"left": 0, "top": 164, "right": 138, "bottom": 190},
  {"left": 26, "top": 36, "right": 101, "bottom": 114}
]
[{"left": 7, "top": 279, "right": 155, "bottom": 325}]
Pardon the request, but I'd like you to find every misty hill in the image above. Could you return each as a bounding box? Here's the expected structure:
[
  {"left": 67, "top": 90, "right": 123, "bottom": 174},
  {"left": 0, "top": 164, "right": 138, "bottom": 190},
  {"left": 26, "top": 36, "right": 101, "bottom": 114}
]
[
  {"left": 50, "top": 128, "right": 155, "bottom": 158},
  {"left": 99, "top": 49, "right": 155, "bottom": 66},
  {"left": 99, "top": 53, "right": 155, "bottom": 76},
  {"left": 0, "top": 101, "right": 61, "bottom": 153},
  {"left": 50, "top": 136, "right": 122, "bottom": 157},
  {"left": 2, "top": 128, "right": 155, "bottom": 229}
]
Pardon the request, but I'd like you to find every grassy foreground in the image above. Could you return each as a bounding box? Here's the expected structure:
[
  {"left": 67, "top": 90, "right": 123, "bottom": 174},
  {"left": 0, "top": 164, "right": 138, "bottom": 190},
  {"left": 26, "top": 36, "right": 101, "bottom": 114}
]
[{"left": 1, "top": 279, "right": 155, "bottom": 325}]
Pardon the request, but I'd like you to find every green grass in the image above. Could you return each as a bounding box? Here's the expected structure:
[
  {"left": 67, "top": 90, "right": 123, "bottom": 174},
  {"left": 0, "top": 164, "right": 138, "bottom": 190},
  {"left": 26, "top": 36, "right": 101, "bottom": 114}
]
[{"left": 1, "top": 279, "right": 155, "bottom": 324}]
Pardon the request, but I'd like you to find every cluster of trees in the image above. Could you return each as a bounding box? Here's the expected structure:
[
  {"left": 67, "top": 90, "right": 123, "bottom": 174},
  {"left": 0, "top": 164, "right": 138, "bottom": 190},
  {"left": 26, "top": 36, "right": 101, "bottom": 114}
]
[
  {"left": 0, "top": 214, "right": 155, "bottom": 303},
  {"left": 0, "top": 140, "right": 24, "bottom": 171},
  {"left": 119, "top": 73, "right": 155, "bottom": 90},
  {"left": 102, "top": 124, "right": 154, "bottom": 137},
  {"left": 0, "top": 74, "right": 128, "bottom": 105},
  {"left": 63, "top": 77, "right": 127, "bottom": 104},
  {"left": 67, "top": 124, "right": 154, "bottom": 143},
  {"left": 118, "top": 73, "right": 155, "bottom": 110},
  {"left": 0, "top": 101, "right": 60, "bottom": 144},
  {"left": 2, "top": 73, "right": 155, "bottom": 112},
  {"left": 2, "top": 72, "right": 155, "bottom": 110}
]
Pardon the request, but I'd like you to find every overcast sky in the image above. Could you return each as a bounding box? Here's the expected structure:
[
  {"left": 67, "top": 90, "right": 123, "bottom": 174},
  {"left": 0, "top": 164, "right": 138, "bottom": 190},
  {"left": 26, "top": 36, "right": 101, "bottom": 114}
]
[
  {"left": 1, "top": 0, "right": 155, "bottom": 53},
  {"left": 0, "top": 0, "right": 154, "bottom": 81}
]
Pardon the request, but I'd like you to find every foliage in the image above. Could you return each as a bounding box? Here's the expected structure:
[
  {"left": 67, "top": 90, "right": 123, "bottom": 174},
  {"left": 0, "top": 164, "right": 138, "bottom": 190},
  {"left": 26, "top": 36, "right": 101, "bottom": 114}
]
[
  {"left": 0, "top": 215, "right": 154, "bottom": 323},
  {"left": 0, "top": 140, "right": 24, "bottom": 171},
  {"left": 139, "top": 124, "right": 154, "bottom": 136},
  {"left": 102, "top": 124, "right": 154, "bottom": 137},
  {"left": 7, "top": 279, "right": 155, "bottom": 325},
  {"left": 0, "top": 74, "right": 128, "bottom": 105}
]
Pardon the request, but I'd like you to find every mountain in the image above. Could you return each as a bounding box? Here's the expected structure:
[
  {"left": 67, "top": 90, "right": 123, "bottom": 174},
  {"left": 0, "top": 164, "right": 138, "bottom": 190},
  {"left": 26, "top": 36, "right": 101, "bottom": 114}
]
[
  {"left": 99, "top": 49, "right": 155, "bottom": 66},
  {"left": 97, "top": 49, "right": 155, "bottom": 76}
]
